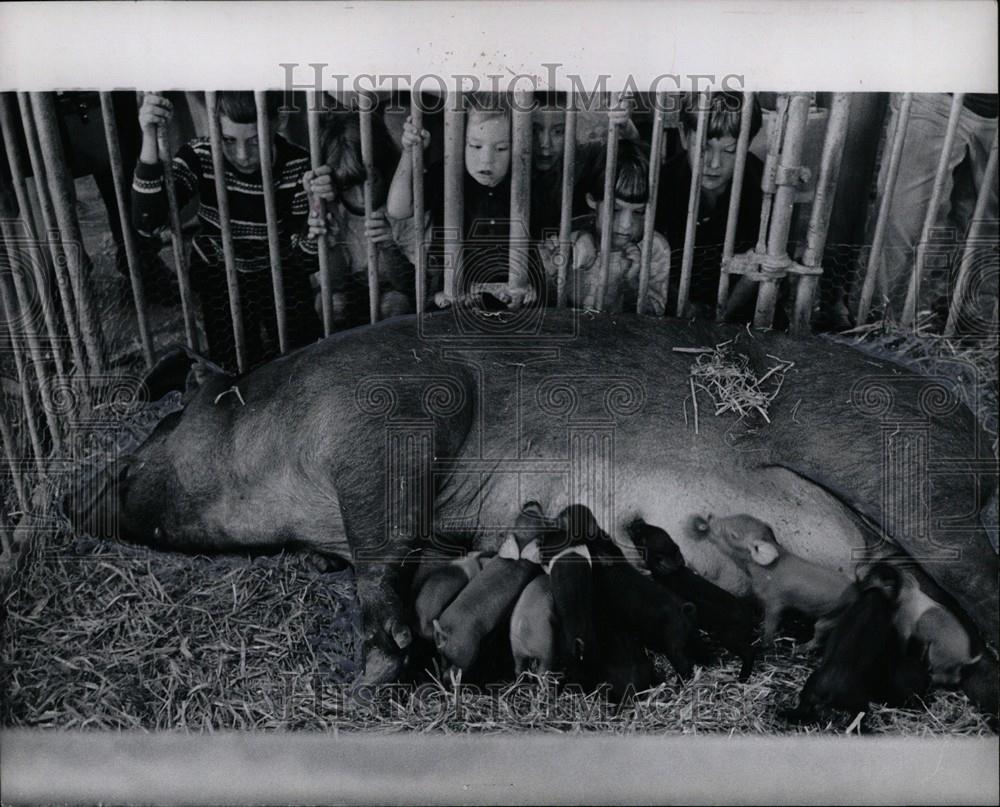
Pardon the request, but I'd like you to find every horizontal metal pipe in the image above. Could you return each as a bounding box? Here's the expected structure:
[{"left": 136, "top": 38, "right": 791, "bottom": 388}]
[
  {"left": 29, "top": 91, "right": 106, "bottom": 376},
  {"left": 902, "top": 93, "right": 965, "bottom": 328},
  {"left": 717, "top": 91, "right": 756, "bottom": 318},
  {"left": 509, "top": 89, "right": 533, "bottom": 298},
  {"left": 443, "top": 98, "right": 464, "bottom": 300},
  {"left": 792, "top": 92, "right": 851, "bottom": 335},
  {"left": 755, "top": 92, "right": 811, "bottom": 328},
  {"left": 205, "top": 92, "right": 248, "bottom": 373},
  {"left": 254, "top": 91, "right": 290, "bottom": 350},
  {"left": 857, "top": 93, "right": 914, "bottom": 324},
  {"left": 99, "top": 92, "right": 156, "bottom": 370},
  {"left": 307, "top": 92, "right": 334, "bottom": 335},
  {"left": 410, "top": 98, "right": 427, "bottom": 315},
  {"left": 358, "top": 92, "right": 380, "bottom": 324},
  {"left": 556, "top": 98, "right": 577, "bottom": 309},
  {"left": 945, "top": 127, "right": 999, "bottom": 337},
  {"left": 638, "top": 97, "right": 666, "bottom": 313},
  {"left": 676, "top": 90, "right": 710, "bottom": 317}
]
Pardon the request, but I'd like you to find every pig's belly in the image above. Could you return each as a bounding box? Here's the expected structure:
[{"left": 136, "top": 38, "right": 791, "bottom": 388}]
[{"left": 461, "top": 463, "right": 867, "bottom": 599}]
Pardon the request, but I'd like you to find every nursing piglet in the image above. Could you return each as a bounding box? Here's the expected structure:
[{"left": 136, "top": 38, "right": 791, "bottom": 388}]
[
  {"left": 628, "top": 517, "right": 757, "bottom": 681},
  {"left": 693, "top": 514, "right": 850, "bottom": 644},
  {"left": 509, "top": 575, "right": 557, "bottom": 674},
  {"left": 559, "top": 505, "right": 701, "bottom": 681},
  {"left": 413, "top": 552, "right": 489, "bottom": 642}
]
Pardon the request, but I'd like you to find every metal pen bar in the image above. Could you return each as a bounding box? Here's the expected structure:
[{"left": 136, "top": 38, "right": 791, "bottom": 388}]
[
  {"left": 144, "top": 92, "right": 199, "bottom": 351},
  {"left": 30, "top": 92, "right": 107, "bottom": 376},
  {"left": 443, "top": 96, "right": 465, "bottom": 300},
  {"left": 410, "top": 98, "right": 427, "bottom": 315},
  {"left": 556, "top": 97, "right": 577, "bottom": 309},
  {"left": 945, "top": 127, "right": 999, "bottom": 337},
  {"left": 857, "top": 93, "right": 913, "bottom": 325},
  {"left": 358, "top": 92, "right": 380, "bottom": 324},
  {"left": 98, "top": 92, "right": 156, "bottom": 370},
  {"left": 755, "top": 95, "right": 788, "bottom": 257},
  {"left": 902, "top": 93, "right": 965, "bottom": 328},
  {"left": 254, "top": 91, "right": 289, "bottom": 351},
  {"left": 2, "top": 93, "right": 68, "bottom": 385},
  {"left": 638, "top": 96, "right": 665, "bottom": 314},
  {"left": 205, "top": 92, "right": 248, "bottom": 373},
  {"left": 306, "top": 92, "right": 334, "bottom": 336},
  {"left": 0, "top": 399, "right": 29, "bottom": 513},
  {"left": 509, "top": 90, "right": 533, "bottom": 296},
  {"left": 676, "top": 90, "right": 710, "bottom": 317},
  {"left": 596, "top": 93, "right": 622, "bottom": 312},
  {"left": 755, "top": 93, "right": 811, "bottom": 329},
  {"left": 0, "top": 214, "right": 64, "bottom": 455},
  {"left": 792, "top": 92, "right": 851, "bottom": 335},
  {"left": 717, "top": 91, "right": 756, "bottom": 318},
  {"left": 0, "top": 269, "right": 47, "bottom": 476},
  {"left": 17, "top": 92, "right": 83, "bottom": 391}
]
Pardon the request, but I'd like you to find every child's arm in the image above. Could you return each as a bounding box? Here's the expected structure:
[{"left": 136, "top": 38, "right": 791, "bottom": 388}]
[
  {"left": 386, "top": 116, "right": 430, "bottom": 220},
  {"left": 131, "top": 93, "right": 200, "bottom": 237},
  {"left": 637, "top": 232, "right": 671, "bottom": 317}
]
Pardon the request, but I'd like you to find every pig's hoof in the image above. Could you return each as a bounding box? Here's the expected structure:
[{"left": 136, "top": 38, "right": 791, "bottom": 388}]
[
  {"left": 384, "top": 616, "right": 412, "bottom": 650},
  {"left": 356, "top": 645, "right": 406, "bottom": 688}
]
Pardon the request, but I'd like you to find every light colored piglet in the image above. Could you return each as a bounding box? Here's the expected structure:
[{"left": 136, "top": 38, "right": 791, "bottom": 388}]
[
  {"left": 509, "top": 575, "right": 557, "bottom": 675},
  {"left": 895, "top": 572, "right": 980, "bottom": 686}
]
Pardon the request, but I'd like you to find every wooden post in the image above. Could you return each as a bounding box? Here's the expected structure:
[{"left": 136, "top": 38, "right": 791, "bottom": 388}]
[
  {"left": 595, "top": 93, "right": 621, "bottom": 312},
  {"left": 902, "top": 93, "right": 965, "bottom": 328},
  {"left": 443, "top": 96, "right": 465, "bottom": 300},
  {"left": 99, "top": 92, "right": 156, "bottom": 369},
  {"left": 410, "top": 97, "right": 427, "bottom": 315},
  {"left": 857, "top": 93, "right": 913, "bottom": 324},
  {"left": 791, "top": 92, "right": 851, "bottom": 335},
  {"left": 206, "top": 92, "right": 248, "bottom": 373},
  {"left": 306, "top": 92, "right": 334, "bottom": 336},
  {"left": 717, "top": 91, "right": 756, "bottom": 318},
  {"left": 0, "top": 398, "right": 29, "bottom": 512}
]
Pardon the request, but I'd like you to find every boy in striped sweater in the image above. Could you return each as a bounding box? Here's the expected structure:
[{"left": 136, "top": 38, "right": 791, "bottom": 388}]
[{"left": 132, "top": 91, "right": 320, "bottom": 370}]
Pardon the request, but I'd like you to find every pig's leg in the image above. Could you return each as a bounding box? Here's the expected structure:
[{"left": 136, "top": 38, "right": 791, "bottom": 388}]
[
  {"left": 760, "top": 604, "right": 783, "bottom": 645},
  {"left": 353, "top": 564, "right": 413, "bottom": 686}
]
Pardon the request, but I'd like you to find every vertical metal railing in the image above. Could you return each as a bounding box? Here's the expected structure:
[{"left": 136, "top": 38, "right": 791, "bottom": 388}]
[
  {"left": 206, "top": 92, "right": 248, "bottom": 373},
  {"left": 676, "top": 90, "right": 710, "bottom": 317},
  {"left": 595, "top": 93, "right": 622, "bottom": 312},
  {"left": 945, "top": 127, "right": 999, "bottom": 337},
  {"left": 717, "top": 91, "right": 756, "bottom": 318},
  {"left": 509, "top": 90, "right": 533, "bottom": 297},
  {"left": 555, "top": 96, "right": 577, "bottom": 309},
  {"left": 307, "top": 91, "right": 334, "bottom": 335},
  {"left": 358, "top": 92, "right": 381, "bottom": 324},
  {"left": 901, "top": 93, "right": 965, "bottom": 328},
  {"left": 754, "top": 93, "right": 811, "bottom": 328},
  {"left": 99, "top": 92, "right": 156, "bottom": 370},
  {"left": 410, "top": 98, "right": 427, "bottom": 315},
  {"left": 147, "top": 92, "right": 198, "bottom": 351},
  {"left": 637, "top": 95, "right": 666, "bottom": 314},
  {"left": 443, "top": 96, "right": 464, "bottom": 301},
  {"left": 857, "top": 93, "right": 914, "bottom": 325},
  {"left": 255, "top": 91, "right": 290, "bottom": 351},
  {"left": 30, "top": 92, "right": 108, "bottom": 376},
  {"left": 791, "top": 92, "right": 851, "bottom": 334}
]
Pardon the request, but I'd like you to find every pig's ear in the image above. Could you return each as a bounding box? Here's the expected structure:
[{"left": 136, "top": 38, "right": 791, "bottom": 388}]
[
  {"left": 964, "top": 654, "right": 983, "bottom": 668},
  {"left": 432, "top": 619, "right": 447, "bottom": 651},
  {"left": 498, "top": 533, "right": 521, "bottom": 560},
  {"left": 749, "top": 541, "right": 780, "bottom": 566},
  {"left": 142, "top": 344, "right": 230, "bottom": 403}
]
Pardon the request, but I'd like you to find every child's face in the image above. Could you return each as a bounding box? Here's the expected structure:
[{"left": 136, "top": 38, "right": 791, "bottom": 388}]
[
  {"left": 682, "top": 129, "right": 738, "bottom": 193},
  {"left": 465, "top": 113, "right": 511, "bottom": 187},
  {"left": 220, "top": 116, "right": 273, "bottom": 175},
  {"left": 532, "top": 109, "right": 566, "bottom": 172},
  {"left": 587, "top": 193, "right": 645, "bottom": 249}
]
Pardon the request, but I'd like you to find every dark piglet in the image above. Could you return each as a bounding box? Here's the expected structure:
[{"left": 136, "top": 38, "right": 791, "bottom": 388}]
[
  {"left": 783, "top": 563, "right": 924, "bottom": 728},
  {"left": 558, "top": 505, "right": 702, "bottom": 682},
  {"left": 628, "top": 517, "right": 758, "bottom": 681}
]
